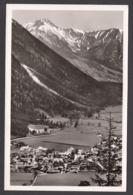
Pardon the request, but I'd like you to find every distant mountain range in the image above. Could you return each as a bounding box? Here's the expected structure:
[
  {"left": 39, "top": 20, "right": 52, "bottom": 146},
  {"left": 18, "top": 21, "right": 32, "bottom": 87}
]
[
  {"left": 23, "top": 19, "right": 123, "bottom": 82},
  {"left": 11, "top": 19, "right": 122, "bottom": 131}
]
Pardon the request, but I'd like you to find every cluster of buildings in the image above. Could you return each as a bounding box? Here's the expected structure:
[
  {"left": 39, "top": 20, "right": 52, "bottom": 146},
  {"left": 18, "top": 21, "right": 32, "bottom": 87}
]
[
  {"left": 28, "top": 117, "right": 70, "bottom": 135},
  {"left": 28, "top": 124, "right": 56, "bottom": 134},
  {"left": 10, "top": 135, "right": 122, "bottom": 176}
]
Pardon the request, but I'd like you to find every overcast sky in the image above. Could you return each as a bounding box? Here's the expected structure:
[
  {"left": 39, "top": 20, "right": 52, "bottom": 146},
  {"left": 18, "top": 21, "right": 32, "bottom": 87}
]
[{"left": 12, "top": 10, "right": 123, "bottom": 31}]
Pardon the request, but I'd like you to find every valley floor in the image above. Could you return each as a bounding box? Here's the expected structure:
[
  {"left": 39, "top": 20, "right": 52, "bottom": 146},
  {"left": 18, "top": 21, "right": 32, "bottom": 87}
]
[{"left": 10, "top": 105, "right": 122, "bottom": 186}]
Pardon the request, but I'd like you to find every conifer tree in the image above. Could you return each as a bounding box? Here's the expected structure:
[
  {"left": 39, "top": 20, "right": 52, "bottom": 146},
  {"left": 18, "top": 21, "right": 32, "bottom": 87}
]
[{"left": 91, "top": 112, "right": 122, "bottom": 186}]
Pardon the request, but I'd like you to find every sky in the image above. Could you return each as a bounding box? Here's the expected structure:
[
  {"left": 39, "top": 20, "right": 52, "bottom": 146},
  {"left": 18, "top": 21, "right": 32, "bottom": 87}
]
[{"left": 12, "top": 10, "right": 123, "bottom": 31}]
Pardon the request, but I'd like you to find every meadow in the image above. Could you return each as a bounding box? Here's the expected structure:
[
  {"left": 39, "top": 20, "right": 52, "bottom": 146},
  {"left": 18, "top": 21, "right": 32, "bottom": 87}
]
[
  {"left": 10, "top": 173, "right": 34, "bottom": 186},
  {"left": 33, "top": 171, "right": 96, "bottom": 186}
]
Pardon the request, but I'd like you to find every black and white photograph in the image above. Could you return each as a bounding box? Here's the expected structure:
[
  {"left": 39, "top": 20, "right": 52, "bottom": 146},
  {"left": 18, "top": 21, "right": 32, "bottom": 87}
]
[{"left": 5, "top": 4, "right": 128, "bottom": 191}]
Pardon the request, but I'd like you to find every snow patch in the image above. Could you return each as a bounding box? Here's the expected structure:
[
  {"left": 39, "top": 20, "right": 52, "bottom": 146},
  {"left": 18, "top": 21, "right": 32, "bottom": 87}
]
[
  {"left": 38, "top": 25, "right": 48, "bottom": 32},
  {"left": 73, "top": 29, "right": 85, "bottom": 34},
  {"left": 94, "top": 31, "right": 101, "bottom": 39},
  {"left": 21, "top": 64, "right": 75, "bottom": 104},
  {"left": 23, "top": 22, "right": 34, "bottom": 29},
  {"left": 41, "top": 21, "right": 63, "bottom": 39},
  {"left": 28, "top": 26, "right": 37, "bottom": 32}
]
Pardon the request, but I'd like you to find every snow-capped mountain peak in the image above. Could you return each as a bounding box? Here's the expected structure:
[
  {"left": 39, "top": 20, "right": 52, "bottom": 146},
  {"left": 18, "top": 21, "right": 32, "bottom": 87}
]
[
  {"left": 23, "top": 22, "right": 35, "bottom": 29},
  {"left": 23, "top": 18, "right": 123, "bottom": 82}
]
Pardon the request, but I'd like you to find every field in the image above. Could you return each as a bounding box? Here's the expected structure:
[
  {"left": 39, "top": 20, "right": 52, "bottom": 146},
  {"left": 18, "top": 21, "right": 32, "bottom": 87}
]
[
  {"left": 50, "top": 116, "right": 69, "bottom": 123},
  {"left": 12, "top": 106, "right": 122, "bottom": 152},
  {"left": 11, "top": 173, "right": 34, "bottom": 186},
  {"left": 105, "top": 105, "right": 122, "bottom": 113},
  {"left": 33, "top": 171, "right": 96, "bottom": 186},
  {"left": 13, "top": 122, "right": 121, "bottom": 151},
  {"left": 14, "top": 127, "right": 102, "bottom": 151}
]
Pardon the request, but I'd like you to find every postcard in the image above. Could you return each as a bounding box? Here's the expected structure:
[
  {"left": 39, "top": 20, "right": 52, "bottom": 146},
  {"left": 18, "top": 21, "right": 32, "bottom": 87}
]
[{"left": 5, "top": 4, "right": 128, "bottom": 191}]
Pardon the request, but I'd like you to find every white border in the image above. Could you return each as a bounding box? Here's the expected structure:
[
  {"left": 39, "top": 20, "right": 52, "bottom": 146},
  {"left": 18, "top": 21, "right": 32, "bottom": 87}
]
[{"left": 5, "top": 4, "right": 128, "bottom": 191}]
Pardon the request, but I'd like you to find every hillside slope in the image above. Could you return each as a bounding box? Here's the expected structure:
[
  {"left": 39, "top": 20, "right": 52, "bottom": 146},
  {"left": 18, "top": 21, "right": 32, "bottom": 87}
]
[{"left": 11, "top": 19, "right": 122, "bottom": 123}]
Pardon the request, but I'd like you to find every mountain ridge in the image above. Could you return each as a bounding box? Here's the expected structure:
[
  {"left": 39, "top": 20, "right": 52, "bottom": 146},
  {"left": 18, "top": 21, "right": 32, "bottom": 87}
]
[
  {"left": 11, "top": 19, "right": 122, "bottom": 125},
  {"left": 23, "top": 18, "right": 123, "bottom": 82}
]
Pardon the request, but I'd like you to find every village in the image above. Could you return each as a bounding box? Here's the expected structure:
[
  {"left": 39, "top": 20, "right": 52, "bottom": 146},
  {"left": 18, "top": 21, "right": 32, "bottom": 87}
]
[
  {"left": 10, "top": 132, "right": 122, "bottom": 185},
  {"left": 10, "top": 106, "right": 122, "bottom": 186}
]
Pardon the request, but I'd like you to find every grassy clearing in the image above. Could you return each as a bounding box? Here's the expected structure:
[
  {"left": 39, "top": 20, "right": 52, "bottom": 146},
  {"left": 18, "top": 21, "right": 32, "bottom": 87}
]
[
  {"left": 50, "top": 116, "right": 69, "bottom": 123},
  {"left": 10, "top": 173, "right": 34, "bottom": 186},
  {"left": 33, "top": 171, "right": 96, "bottom": 186},
  {"left": 105, "top": 105, "right": 122, "bottom": 112}
]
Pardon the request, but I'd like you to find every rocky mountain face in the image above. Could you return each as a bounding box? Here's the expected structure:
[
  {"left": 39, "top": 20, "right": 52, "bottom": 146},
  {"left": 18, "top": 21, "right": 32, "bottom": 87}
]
[
  {"left": 11, "top": 19, "right": 122, "bottom": 129},
  {"left": 23, "top": 19, "right": 123, "bottom": 82}
]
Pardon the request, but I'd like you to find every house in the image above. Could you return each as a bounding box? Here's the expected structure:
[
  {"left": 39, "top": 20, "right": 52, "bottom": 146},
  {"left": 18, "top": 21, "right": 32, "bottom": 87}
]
[
  {"left": 74, "top": 154, "right": 84, "bottom": 161},
  {"left": 16, "top": 161, "right": 24, "bottom": 166},
  {"left": 20, "top": 145, "right": 31, "bottom": 151},
  {"left": 38, "top": 146, "right": 48, "bottom": 152},
  {"left": 53, "top": 158, "right": 64, "bottom": 163},
  {"left": 28, "top": 124, "right": 49, "bottom": 134},
  {"left": 91, "top": 147, "right": 99, "bottom": 155},
  {"left": 67, "top": 147, "right": 75, "bottom": 154},
  {"left": 93, "top": 113, "right": 99, "bottom": 119},
  {"left": 78, "top": 149, "right": 83, "bottom": 155},
  {"left": 47, "top": 128, "right": 54, "bottom": 133}
]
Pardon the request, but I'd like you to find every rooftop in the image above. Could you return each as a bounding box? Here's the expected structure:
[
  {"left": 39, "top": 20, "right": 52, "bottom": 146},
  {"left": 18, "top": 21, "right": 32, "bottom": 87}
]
[{"left": 28, "top": 124, "right": 49, "bottom": 130}]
